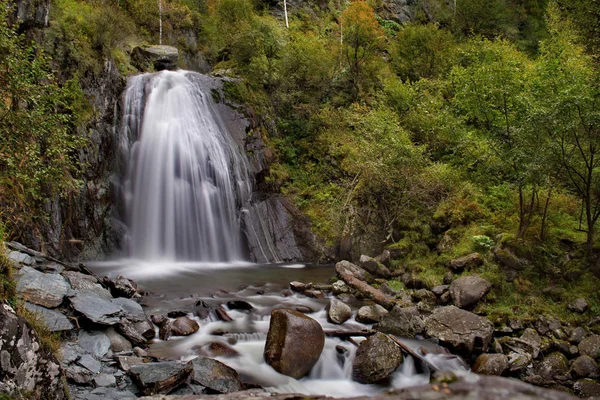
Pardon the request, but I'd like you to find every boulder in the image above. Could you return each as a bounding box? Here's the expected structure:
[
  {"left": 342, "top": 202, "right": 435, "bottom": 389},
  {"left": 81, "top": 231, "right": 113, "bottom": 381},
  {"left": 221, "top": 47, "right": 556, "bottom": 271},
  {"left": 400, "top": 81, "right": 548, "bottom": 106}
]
[
  {"left": 356, "top": 305, "right": 388, "bottom": 324},
  {"left": 571, "top": 355, "right": 600, "bottom": 379},
  {"left": 70, "top": 290, "right": 123, "bottom": 325},
  {"left": 327, "top": 299, "right": 352, "bottom": 324},
  {"left": 112, "top": 297, "right": 145, "bottom": 322},
  {"left": 226, "top": 300, "right": 253, "bottom": 310},
  {"left": 374, "top": 306, "right": 425, "bottom": 338},
  {"left": 191, "top": 356, "right": 245, "bottom": 393},
  {"left": 131, "top": 45, "right": 179, "bottom": 71},
  {"left": 77, "top": 354, "right": 102, "bottom": 374},
  {"left": 24, "top": 302, "right": 73, "bottom": 331},
  {"left": 66, "top": 364, "right": 93, "bottom": 385},
  {"left": 579, "top": 335, "right": 600, "bottom": 359},
  {"left": 128, "top": 361, "right": 193, "bottom": 395},
  {"left": 115, "top": 355, "right": 145, "bottom": 371},
  {"left": 105, "top": 326, "right": 133, "bottom": 353},
  {"left": 401, "top": 271, "right": 425, "bottom": 289},
  {"left": 425, "top": 306, "right": 494, "bottom": 354},
  {"left": 449, "top": 275, "right": 492, "bottom": 309},
  {"left": 472, "top": 353, "right": 509, "bottom": 376},
  {"left": 0, "top": 304, "right": 67, "bottom": 399},
  {"left": 263, "top": 308, "right": 325, "bottom": 379},
  {"left": 569, "top": 327, "right": 587, "bottom": 344},
  {"left": 171, "top": 316, "right": 200, "bottom": 336},
  {"left": 16, "top": 266, "right": 69, "bottom": 308},
  {"left": 78, "top": 330, "right": 111, "bottom": 358},
  {"left": 432, "top": 285, "right": 449, "bottom": 297},
  {"left": 104, "top": 275, "right": 138, "bottom": 298},
  {"left": 336, "top": 260, "right": 371, "bottom": 282},
  {"left": 449, "top": 253, "right": 484, "bottom": 272},
  {"left": 413, "top": 289, "right": 437, "bottom": 306},
  {"left": 352, "top": 332, "right": 403, "bottom": 383},
  {"left": 134, "top": 318, "right": 156, "bottom": 340},
  {"left": 535, "top": 352, "right": 569, "bottom": 381},
  {"left": 117, "top": 319, "right": 148, "bottom": 347},
  {"left": 358, "top": 255, "right": 392, "bottom": 278},
  {"left": 152, "top": 315, "right": 172, "bottom": 341},
  {"left": 94, "top": 373, "right": 117, "bottom": 387},
  {"left": 200, "top": 342, "right": 239, "bottom": 358},
  {"left": 62, "top": 271, "right": 112, "bottom": 300},
  {"left": 289, "top": 281, "right": 307, "bottom": 292},
  {"left": 507, "top": 351, "right": 532, "bottom": 374},
  {"left": 574, "top": 378, "right": 600, "bottom": 398},
  {"left": 567, "top": 298, "right": 588, "bottom": 313},
  {"left": 332, "top": 280, "right": 350, "bottom": 295}
]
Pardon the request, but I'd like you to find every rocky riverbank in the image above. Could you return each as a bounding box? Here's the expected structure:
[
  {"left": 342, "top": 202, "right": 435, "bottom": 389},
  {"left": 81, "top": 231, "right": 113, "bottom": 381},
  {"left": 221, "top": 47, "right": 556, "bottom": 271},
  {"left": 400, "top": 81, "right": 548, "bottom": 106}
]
[{"left": 1, "top": 242, "right": 598, "bottom": 399}]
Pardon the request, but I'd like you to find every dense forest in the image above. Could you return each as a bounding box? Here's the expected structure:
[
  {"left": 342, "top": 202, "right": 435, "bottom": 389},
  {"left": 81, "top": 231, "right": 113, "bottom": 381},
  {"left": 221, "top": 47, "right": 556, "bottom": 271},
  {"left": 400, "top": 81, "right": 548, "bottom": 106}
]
[{"left": 0, "top": 0, "right": 599, "bottom": 324}]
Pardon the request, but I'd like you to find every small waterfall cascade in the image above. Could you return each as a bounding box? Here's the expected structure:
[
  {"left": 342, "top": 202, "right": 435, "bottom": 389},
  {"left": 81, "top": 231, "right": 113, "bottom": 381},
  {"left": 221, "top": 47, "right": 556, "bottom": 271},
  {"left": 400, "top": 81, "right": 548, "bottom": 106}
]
[{"left": 118, "top": 70, "right": 252, "bottom": 261}]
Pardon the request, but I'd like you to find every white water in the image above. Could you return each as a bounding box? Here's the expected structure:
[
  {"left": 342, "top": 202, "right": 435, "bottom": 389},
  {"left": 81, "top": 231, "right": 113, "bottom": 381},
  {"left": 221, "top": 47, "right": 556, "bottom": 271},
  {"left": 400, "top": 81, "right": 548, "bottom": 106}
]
[{"left": 119, "top": 71, "right": 251, "bottom": 262}]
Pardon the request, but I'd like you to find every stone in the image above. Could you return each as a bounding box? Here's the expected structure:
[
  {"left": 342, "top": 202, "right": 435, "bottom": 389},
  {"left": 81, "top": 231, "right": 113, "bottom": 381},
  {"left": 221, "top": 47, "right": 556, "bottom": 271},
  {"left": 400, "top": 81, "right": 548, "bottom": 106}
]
[
  {"left": 432, "top": 285, "right": 449, "bottom": 297},
  {"left": 70, "top": 290, "right": 123, "bottom": 325},
  {"left": 413, "top": 289, "right": 437, "bottom": 306},
  {"left": 472, "top": 353, "right": 508, "bottom": 375},
  {"left": 508, "top": 351, "right": 532, "bottom": 374},
  {"left": 134, "top": 347, "right": 149, "bottom": 357},
  {"left": 78, "top": 330, "right": 111, "bottom": 358},
  {"left": 105, "top": 275, "right": 138, "bottom": 298},
  {"left": 336, "top": 260, "right": 371, "bottom": 282},
  {"left": 24, "top": 302, "right": 73, "bottom": 331},
  {"left": 443, "top": 271, "right": 454, "bottom": 285},
  {"left": 0, "top": 304, "right": 67, "bottom": 398},
  {"left": 574, "top": 379, "right": 600, "bottom": 398},
  {"left": 264, "top": 308, "right": 325, "bottom": 379},
  {"left": 67, "top": 364, "right": 94, "bottom": 385},
  {"left": 115, "top": 356, "right": 145, "bottom": 371},
  {"left": 117, "top": 319, "right": 148, "bottom": 347},
  {"left": 499, "top": 336, "right": 540, "bottom": 360},
  {"left": 289, "top": 281, "right": 307, "bottom": 292},
  {"left": 425, "top": 306, "right": 494, "bottom": 354},
  {"left": 449, "top": 253, "right": 484, "bottom": 271},
  {"left": 579, "top": 335, "right": 600, "bottom": 359},
  {"left": 226, "top": 300, "right": 253, "bottom": 310},
  {"left": 77, "top": 354, "right": 102, "bottom": 374},
  {"left": 567, "top": 298, "right": 588, "bottom": 313},
  {"left": 374, "top": 249, "right": 392, "bottom": 266},
  {"left": 569, "top": 327, "right": 587, "bottom": 344},
  {"left": 16, "top": 266, "right": 69, "bottom": 308},
  {"left": 105, "top": 327, "right": 133, "bottom": 353},
  {"left": 131, "top": 45, "right": 179, "bottom": 71},
  {"left": 171, "top": 316, "right": 200, "bottom": 336},
  {"left": 61, "top": 342, "right": 84, "bottom": 364},
  {"left": 158, "top": 319, "right": 172, "bottom": 341},
  {"left": 94, "top": 373, "right": 117, "bottom": 387},
  {"left": 62, "top": 271, "right": 112, "bottom": 300},
  {"left": 332, "top": 280, "right": 350, "bottom": 295},
  {"left": 167, "top": 310, "right": 188, "bottom": 318},
  {"left": 191, "top": 356, "right": 245, "bottom": 393},
  {"left": 355, "top": 305, "right": 388, "bottom": 324},
  {"left": 571, "top": 355, "right": 600, "bottom": 379},
  {"left": 112, "top": 297, "right": 145, "bottom": 322},
  {"left": 449, "top": 274, "right": 492, "bottom": 309},
  {"left": 358, "top": 255, "right": 392, "bottom": 278},
  {"left": 535, "top": 352, "right": 568, "bottom": 381},
  {"left": 134, "top": 319, "right": 156, "bottom": 340},
  {"left": 200, "top": 342, "right": 239, "bottom": 358},
  {"left": 374, "top": 306, "right": 425, "bottom": 338},
  {"left": 352, "top": 332, "right": 403, "bottom": 383},
  {"left": 327, "top": 299, "right": 352, "bottom": 324},
  {"left": 7, "top": 250, "right": 35, "bottom": 266},
  {"left": 304, "top": 289, "right": 324, "bottom": 299},
  {"left": 401, "top": 271, "right": 425, "bottom": 289},
  {"left": 128, "top": 361, "right": 193, "bottom": 395},
  {"left": 216, "top": 307, "right": 233, "bottom": 322}
]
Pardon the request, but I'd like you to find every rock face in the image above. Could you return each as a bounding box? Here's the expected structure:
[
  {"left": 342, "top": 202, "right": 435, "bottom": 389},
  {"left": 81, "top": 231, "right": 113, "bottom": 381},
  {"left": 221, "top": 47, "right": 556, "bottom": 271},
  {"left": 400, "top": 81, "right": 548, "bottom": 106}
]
[
  {"left": 327, "top": 299, "right": 352, "bottom": 324},
  {"left": 0, "top": 304, "right": 67, "bottom": 399},
  {"left": 352, "top": 332, "right": 403, "bottom": 383},
  {"left": 374, "top": 306, "right": 425, "bottom": 338},
  {"left": 472, "top": 353, "right": 509, "bottom": 376},
  {"left": 128, "top": 361, "right": 193, "bottom": 395},
  {"left": 191, "top": 357, "right": 244, "bottom": 394},
  {"left": 16, "top": 266, "right": 69, "bottom": 308},
  {"left": 449, "top": 275, "right": 492, "bottom": 309},
  {"left": 263, "top": 308, "right": 325, "bottom": 379},
  {"left": 131, "top": 45, "right": 179, "bottom": 71},
  {"left": 171, "top": 316, "right": 200, "bottom": 336},
  {"left": 425, "top": 306, "right": 494, "bottom": 354}
]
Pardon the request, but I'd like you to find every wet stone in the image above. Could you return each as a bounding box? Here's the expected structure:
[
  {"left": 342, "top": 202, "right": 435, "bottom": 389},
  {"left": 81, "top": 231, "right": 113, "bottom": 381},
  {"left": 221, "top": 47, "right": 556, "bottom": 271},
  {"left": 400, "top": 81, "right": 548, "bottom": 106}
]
[
  {"left": 16, "top": 266, "right": 69, "bottom": 308},
  {"left": 191, "top": 356, "right": 245, "bottom": 394},
  {"left": 70, "top": 290, "right": 122, "bottom": 325},
  {"left": 78, "top": 330, "right": 111, "bottom": 358},
  {"left": 24, "top": 302, "right": 73, "bottom": 331},
  {"left": 128, "top": 361, "right": 193, "bottom": 395},
  {"left": 171, "top": 316, "right": 200, "bottom": 336}
]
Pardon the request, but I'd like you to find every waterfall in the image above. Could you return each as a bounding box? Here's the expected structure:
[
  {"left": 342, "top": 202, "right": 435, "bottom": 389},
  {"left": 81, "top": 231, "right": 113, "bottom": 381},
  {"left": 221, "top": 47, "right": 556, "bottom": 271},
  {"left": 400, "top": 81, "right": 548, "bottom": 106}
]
[{"left": 118, "top": 70, "right": 252, "bottom": 262}]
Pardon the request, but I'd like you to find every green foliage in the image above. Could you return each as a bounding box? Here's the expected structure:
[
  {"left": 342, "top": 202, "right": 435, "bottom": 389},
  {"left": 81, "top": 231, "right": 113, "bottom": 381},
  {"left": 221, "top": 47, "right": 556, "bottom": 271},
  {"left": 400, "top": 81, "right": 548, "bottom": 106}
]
[{"left": 471, "top": 235, "right": 494, "bottom": 251}]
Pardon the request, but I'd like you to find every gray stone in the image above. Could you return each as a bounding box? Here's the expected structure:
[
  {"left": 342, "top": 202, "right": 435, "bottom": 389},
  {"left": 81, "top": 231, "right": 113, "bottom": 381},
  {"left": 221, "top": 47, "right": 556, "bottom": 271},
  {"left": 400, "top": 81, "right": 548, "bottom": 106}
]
[
  {"left": 332, "top": 280, "right": 350, "bottom": 295},
  {"left": 432, "top": 285, "right": 449, "bottom": 297},
  {"left": 131, "top": 45, "right": 179, "bottom": 71},
  {"left": 61, "top": 342, "right": 84, "bottom": 364},
  {"left": 374, "top": 306, "right": 425, "bottom": 338},
  {"left": 569, "top": 327, "right": 587, "bottom": 344},
  {"left": 128, "top": 361, "right": 193, "bottom": 395},
  {"left": 67, "top": 364, "right": 94, "bottom": 384},
  {"left": 94, "top": 373, "right": 117, "bottom": 387},
  {"left": 508, "top": 351, "right": 532, "bottom": 374},
  {"left": 449, "top": 253, "right": 484, "bottom": 271},
  {"left": 191, "top": 356, "right": 245, "bottom": 393},
  {"left": 117, "top": 319, "right": 148, "bottom": 347},
  {"left": 571, "top": 355, "right": 600, "bottom": 378},
  {"left": 115, "top": 356, "right": 145, "bottom": 371},
  {"left": 112, "top": 297, "right": 145, "bottom": 322},
  {"left": 413, "top": 289, "right": 437, "bottom": 306},
  {"left": 290, "top": 281, "right": 307, "bottom": 292},
  {"left": 77, "top": 353, "right": 102, "bottom": 374},
  {"left": 78, "top": 330, "right": 111, "bottom": 358},
  {"left": 105, "top": 327, "right": 133, "bottom": 353},
  {"left": 535, "top": 352, "right": 568, "bottom": 381},
  {"left": 327, "top": 299, "right": 352, "bottom": 324},
  {"left": 355, "top": 305, "right": 388, "bottom": 324},
  {"left": 7, "top": 250, "right": 35, "bottom": 266},
  {"left": 425, "top": 306, "right": 494, "bottom": 354},
  {"left": 449, "top": 274, "right": 492, "bottom": 309},
  {"left": 352, "top": 332, "right": 403, "bottom": 383},
  {"left": 134, "top": 319, "right": 156, "bottom": 340},
  {"left": 472, "top": 353, "right": 508, "bottom": 375},
  {"left": 264, "top": 308, "right": 324, "bottom": 379},
  {"left": 171, "top": 316, "right": 200, "bottom": 336},
  {"left": 567, "top": 298, "right": 588, "bottom": 313},
  {"left": 574, "top": 379, "right": 600, "bottom": 398},
  {"left": 24, "top": 302, "right": 73, "bottom": 331},
  {"left": 336, "top": 260, "right": 371, "bottom": 282},
  {"left": 579, "top": 335, "right": 600, "bottom": 359},
  {"left": 70, "top": 290, "right": 122, "bottom": 325},
  {"left": 358, "top": 255, "right": 392, "bottom": 278},
  {"left": 16, "top": 266, "right": 69, "bottom": 308},
  {"left": 105, "top": 275, "right": 138, "bottom": 298}
]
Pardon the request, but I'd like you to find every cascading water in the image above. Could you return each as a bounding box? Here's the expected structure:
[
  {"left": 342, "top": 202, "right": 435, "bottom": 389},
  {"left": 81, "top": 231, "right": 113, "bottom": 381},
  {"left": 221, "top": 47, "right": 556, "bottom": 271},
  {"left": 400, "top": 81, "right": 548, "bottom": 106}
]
[{"left": 118, "top": 71, "right": 251, "bottom": 262}]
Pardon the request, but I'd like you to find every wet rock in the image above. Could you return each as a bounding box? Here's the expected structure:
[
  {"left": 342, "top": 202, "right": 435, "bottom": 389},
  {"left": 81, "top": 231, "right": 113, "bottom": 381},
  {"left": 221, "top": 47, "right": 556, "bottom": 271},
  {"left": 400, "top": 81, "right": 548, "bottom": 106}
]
[
  {"left": 0, "top": 304, "right": 67, "bottom": 399},
  {"left": 374, "top": 306, "right": 425, "bottom": 338},
  {"left": 535, "top": 352, "right": 568, "bottom": 381},
  {"left": 134, "top": 319, "right": 156, "bottom": 340},
  {"left": 172, "top": 316, "right": 200, "bottom": 336},
  {"left": 289, "top": 281, "right": 307, "bottom": 292},
  {"left": 63, "top": 271, "right": 112, "bottom": 300},
  {"left": 78, "top": 330, "right": 111, "bottom": 358},
  {"left": 24, "top": 302, "right": 73, "bottom": 331},
  {"left": 70, "top": 290, "right": 122, "bottom": 325},
  {"left": 304, "top": 289, "right": 324, "bottom": 299},
  {"left": 352, "top": 332, "right": 403, "bottom": 384},
  {"left": 332, "top": 280, "right": 350, "bottom": 295},
  {"left": 449, "top": 253, "right": 484, "bottom": 272},
  {"left": 112, "top": 297, "right": 145, "bottom": 322},
  {"left": 327, "top": 299, "right": 352, "bottom": 324},
  {"left": 216, "top": 307, "right": 233, "bottom": 322},
  {"left": 358, "top": 255, "right": 392, "bottom": 278},
  {"left": 117, "top": 319, "right": 148, "bottom": 347},
  {"left": 94, "top": 373, "right": 117, "bottom": 387},
  {"left": 201, "top": 342, "right": 239, "bottom": 358},
  {"left": 472, "top": 353, "right": 508, "bottom": 375},
  {"left": 567, "top": 298, "right": 588, "bottom": 313},
  {"left": 579, "top": 335, "right": 600, "bottom": 359},
  {"left": 16, "top": 266, "right": 69, "bottom": 308},
  {"left": 77, "top": 353, "right": 102, "bottom": 374},
  {"left": 571, "top": 355, "right": 600, "bottom": 379},
  {"left": 115, "top": 356, "right": 145, "bottom": 371},
  {"left": 425, "top": 306, "right": 494, "bottom": 354},
  {"left": 157, "top": 319, "right": 172, "bottom": 341},
  {"left": 336, "top": 260, "right": 371, "bottom": 282},
  {"left": 574, "top": 378, "right": 600, "bottom": 397},
  {"left": 449, "top": 274, "right": 492, "bottom": 309},
  {"left": 191, "top": 356, "right": 245, "bottom": 393},
  {"left": 227, "top": 300, "right": 253, "bottom": 310},
  {"left": 294, "top": 306, "right": 314, "bottom": 314},
  {"left": 128, "top": 360, "right": 193, "bottom": 395},
  {"left": 166, "top": 310, "right": 188, "bottom": 318},
  {"left": 105, "top": 327, "right": 133, "bottom": 353},
  {"left": 134, "top": 347, "right": 149, "bottom": 357},
  {"left": 131, "top": 45, "right": 179, "bottom": 71},
  {"left": 356, "top": 305, "right": 388, "bottom": 324},
  {"left": 264, "top": 308, "right": 325, "bottom": 379},
  {"left": 105, "top": 275, "right": 139, "bottom": 298}
]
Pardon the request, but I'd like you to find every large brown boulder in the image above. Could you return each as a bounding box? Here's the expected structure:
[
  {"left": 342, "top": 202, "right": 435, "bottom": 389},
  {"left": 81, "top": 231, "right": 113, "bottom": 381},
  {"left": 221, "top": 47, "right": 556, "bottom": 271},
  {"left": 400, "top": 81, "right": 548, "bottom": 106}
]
[
  {"left": 449, "top": 275, "right": 492, "bottom": 309},
  {"left": 171, "top": 316, "right": 200, "bottom": 336},
  {"left": 352, "top": 332, "right": 403, "bottom": 383},
  {"left": 425, "top": 306, "right": 494, "bottom": 355},
  {"left": 263, "top": 308, "right": 324, "bottom": 379}
]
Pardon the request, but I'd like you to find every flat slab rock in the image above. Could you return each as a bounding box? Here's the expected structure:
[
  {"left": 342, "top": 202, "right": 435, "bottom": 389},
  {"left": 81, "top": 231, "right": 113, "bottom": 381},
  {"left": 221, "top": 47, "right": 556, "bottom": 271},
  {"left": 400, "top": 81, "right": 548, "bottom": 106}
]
[
  {"left": 128, "top": 360, "right": 193, "bottom": 395},
  {"left": 16, "top": 266, "right": 70, "bottom": 308},
  {"left": 425, "top": 306, "right": 494, "bottom": 354},
  {"left": 70, "top": 290, "right": 123, "bottom": 325},
  {"left": 24, "top": 302, "right": 74, "bottom": 331}
]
